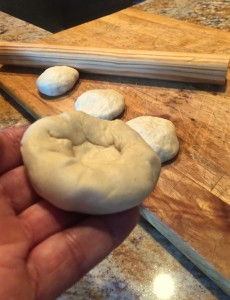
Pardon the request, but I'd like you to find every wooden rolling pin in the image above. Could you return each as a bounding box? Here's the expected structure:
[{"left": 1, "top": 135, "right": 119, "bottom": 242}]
[{"left": 0, "top": 41, "right": 229, "bottom": 85}]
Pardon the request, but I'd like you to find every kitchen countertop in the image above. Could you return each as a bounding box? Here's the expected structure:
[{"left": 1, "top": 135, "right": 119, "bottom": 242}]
[
  {"left": 1, "top": 1, "right": 230, "bottom": 299},
  {"left": 136, "top": 0, "right": 230, "bottom": 31}
]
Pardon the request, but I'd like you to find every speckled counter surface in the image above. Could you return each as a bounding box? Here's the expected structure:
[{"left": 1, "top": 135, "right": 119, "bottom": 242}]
[
  {"left": 136, "top": 0, "right": 230, "bottom": 31},
  {"left": 1, "top": 1, "right": 230, "bottom": 299}
]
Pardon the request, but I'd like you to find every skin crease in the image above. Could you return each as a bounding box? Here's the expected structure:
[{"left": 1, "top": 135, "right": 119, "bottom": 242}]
[{"left": 0, "top": 126, "right": 139, "bottom": 300}]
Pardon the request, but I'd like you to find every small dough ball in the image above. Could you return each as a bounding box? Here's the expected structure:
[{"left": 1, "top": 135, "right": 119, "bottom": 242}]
[
  {"left": 21, "top": 111, "right": 161, "bottom": 215},
  {"left": 127, "top": 116, "right": 179, "bottom": 163},
  {"left": 37, "top": 66, "right": 79, "bottom": 96},
  {"left": 74, "top": 89, "right": 125, "bottom": 120}
]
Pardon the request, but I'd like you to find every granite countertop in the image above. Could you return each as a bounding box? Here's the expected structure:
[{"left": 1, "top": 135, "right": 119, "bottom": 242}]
[
  {"left": 1, "top": 1, "right": 230, "bottom": 299},
  {"left": 136, "top": 0, "right": 230, "bottom": 31}
]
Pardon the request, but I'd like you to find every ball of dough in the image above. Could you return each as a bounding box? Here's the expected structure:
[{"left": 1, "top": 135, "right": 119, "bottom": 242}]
[
  {"left": 74, "top": 89, "right": 125, "bottom": 120},
  {"left": 37, "top": 66, "right": 79, "bottom": 96},
  {"left": 127, "top": 116, "right": 179, "bottom": 163},
  {"left": 21, "top": 111, "right": 161, "bottom": 214}
]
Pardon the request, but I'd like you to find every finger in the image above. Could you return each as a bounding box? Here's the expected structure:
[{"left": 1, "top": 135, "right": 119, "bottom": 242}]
[
  {"left": 0, "top": 165, "right": 39, "bottom": 214},
  {"left": 0, "top": 126, "right": 28, "bottom": 174},
  {"left": 19, "top": 200, "right": 87, "bottom": 247},
  {"left": 27, "top": 207, "right": 139, "bottom": 300}
]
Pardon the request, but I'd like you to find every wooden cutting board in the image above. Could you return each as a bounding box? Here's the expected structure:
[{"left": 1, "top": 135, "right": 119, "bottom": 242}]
[{"left": 1, "top": 6, "right": 230, "bottom": 295}]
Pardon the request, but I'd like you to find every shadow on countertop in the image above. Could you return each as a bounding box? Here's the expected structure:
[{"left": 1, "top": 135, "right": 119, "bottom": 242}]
[{"left": 0, "top": 0, "right": 142, "bottom": 32}]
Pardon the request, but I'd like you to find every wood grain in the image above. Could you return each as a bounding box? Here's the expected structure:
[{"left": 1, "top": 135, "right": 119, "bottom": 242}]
[
  {"left": 1, "top": 6, "right": 230, "bottom": 295},
  {"left": 0, "top": 41, "right": 229, "bottom": 84}
]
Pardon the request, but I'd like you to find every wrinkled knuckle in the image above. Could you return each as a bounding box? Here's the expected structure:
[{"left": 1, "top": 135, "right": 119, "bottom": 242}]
[
  {"left": 6, "top": 130, "right": 22, "bottom": 148},
  {"left": 64, "top": 230, "right": 87, "bottom": 277},
  {"left": 19, "top": 217, "right": 35, "bottom": 246}
]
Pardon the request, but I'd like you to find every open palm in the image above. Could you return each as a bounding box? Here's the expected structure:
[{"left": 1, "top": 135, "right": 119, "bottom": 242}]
[{"left": 0, "top": 126, "right": 139, "bottom": 300}]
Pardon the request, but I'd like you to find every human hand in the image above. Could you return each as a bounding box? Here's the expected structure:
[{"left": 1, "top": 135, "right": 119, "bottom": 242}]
[{"left": 0, "top": 126, "right": 139, "bottom": 300}]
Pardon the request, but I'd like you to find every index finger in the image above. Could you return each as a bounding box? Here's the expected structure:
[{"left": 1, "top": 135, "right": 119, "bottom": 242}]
[{"left": 0, "top": 126, "right": 28, "bottom": 174}]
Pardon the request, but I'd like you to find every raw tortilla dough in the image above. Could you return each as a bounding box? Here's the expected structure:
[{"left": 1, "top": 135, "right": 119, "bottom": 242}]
[
  {"left": 127, "top": 116, "right": 179, "bottom": 163},
  {"left": 37, "top": 66, "right": 79, "bottom": 96},
  {"left": 74, "top": 89, "right": 125, "bottom": 120},
  {"left": 21, "top": 111, "right": 161, "bottom": 214}
]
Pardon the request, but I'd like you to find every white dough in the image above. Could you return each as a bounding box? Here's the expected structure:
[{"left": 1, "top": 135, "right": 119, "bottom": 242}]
[
  {"left": 37, "top": 66, "right": 79, "bottom": 96},
  {"left": 74, "top": 89, "right": 125, "bottom": 120},
  {"left": 21, "top": 111, "right": 161, "bottom": 215},
  {"left": 127, "top": 116, "right": 179, "bottom": 163}
]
